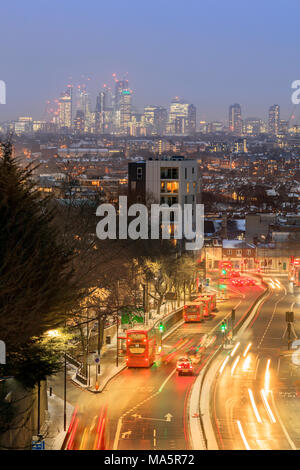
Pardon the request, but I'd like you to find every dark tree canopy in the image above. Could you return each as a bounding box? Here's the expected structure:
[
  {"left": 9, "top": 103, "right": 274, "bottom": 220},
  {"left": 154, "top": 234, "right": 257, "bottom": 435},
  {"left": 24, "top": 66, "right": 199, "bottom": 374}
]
[{"left": 0, "top": 140, "right": 81, "bottom": 352}]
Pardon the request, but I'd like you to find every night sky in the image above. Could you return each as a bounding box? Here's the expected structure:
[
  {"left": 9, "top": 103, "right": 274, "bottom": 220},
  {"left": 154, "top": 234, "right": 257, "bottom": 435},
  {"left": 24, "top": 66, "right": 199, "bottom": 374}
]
[{"left": 0, "top": 0, "right": 299, "bottom": 122}]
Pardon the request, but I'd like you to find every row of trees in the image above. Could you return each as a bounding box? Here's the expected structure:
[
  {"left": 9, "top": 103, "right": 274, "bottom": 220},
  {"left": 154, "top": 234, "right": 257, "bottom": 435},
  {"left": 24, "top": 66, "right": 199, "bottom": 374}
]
[{"left": 0, "top": 138, "right": 201, "bottom": 388}]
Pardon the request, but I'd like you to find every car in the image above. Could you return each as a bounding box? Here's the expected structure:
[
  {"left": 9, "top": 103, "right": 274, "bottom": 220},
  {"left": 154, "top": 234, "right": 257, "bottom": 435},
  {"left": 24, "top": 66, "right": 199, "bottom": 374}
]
[
  {"left": 230, "top": 271, "right": 240, "bottom": 278},
  {"left": 176, "top": 357, "right": 193, "bottom": 375}
]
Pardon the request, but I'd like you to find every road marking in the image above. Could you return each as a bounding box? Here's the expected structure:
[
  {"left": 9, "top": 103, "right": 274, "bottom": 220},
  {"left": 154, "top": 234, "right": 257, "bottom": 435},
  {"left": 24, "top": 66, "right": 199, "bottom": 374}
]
[
  {"left": 114, "top": 367, "right": 176, "bottom": 449},
  {"left": 237, "top": 420, "right": 251, "bottom": 450},
  {"left": 270, "top": 391, "right": 297, "bottom": 450},
  {"left": 257, "top": 284, "right": 287, "bottom": 349}
]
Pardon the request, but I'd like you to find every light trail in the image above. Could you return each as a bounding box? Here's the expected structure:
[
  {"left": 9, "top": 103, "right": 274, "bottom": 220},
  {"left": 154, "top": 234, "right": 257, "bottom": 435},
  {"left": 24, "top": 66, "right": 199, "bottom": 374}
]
[
  {"left": 231, "top": 355, "right": 240, "bottom": 376},
  {"left": 261, "top": 389, "right": 276, "bottom": 423},
  {"left": 79, "top": 427, "right": 88, "bottom": 450},
  {"left": 248, "top": 389, "right": 262, "bottom": 423},
  {"left": 242, "top": 354, "right": 251, "bottom": 371},
  {"left": 230, "top": 342, "right": 240, "bottom": 357},
  {"left": 219, "top": 355, "right": 230, "bottom": 375},
  {"left": 243, "top": 342, "right": 252, "bottom": 357},
  {"left": 237, "top": 420, "right": 251, "bottom": 450},
  {"left": 264, "top": 359, "right": 271, "bottom": 391}
]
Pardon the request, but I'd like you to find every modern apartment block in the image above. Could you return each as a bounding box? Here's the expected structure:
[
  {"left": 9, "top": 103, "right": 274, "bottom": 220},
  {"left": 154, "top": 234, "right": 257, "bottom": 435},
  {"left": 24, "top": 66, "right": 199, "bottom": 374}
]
[{"left": 128, "top": 156, "right": 200, "bottom": 207}]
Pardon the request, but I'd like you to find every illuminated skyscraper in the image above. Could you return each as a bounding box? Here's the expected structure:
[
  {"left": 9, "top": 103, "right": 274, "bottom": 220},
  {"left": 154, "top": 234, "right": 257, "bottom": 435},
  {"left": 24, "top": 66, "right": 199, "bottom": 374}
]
[
  {"left": 168, "top": 98, "right": 196, "bottom": 135},
  {"left": 229, "top": 103, "right": 242, "bottom": 135},
  {"left": 268, "top": 104, "right": 280, "bottom": 135},
  {"left": 59, "top": 91, "right": 72, "bottom": 128},
  {"left": 144, "top": 105, "right": 168, "bottom": 135},
  {"left": 119, "top": 89, "right": 132, "bottom": 132}
]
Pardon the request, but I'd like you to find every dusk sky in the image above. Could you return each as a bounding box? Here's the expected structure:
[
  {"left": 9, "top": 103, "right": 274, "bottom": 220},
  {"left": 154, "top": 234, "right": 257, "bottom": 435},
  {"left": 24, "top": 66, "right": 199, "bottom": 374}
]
[{"left": 1, "top": 0, "right": 300, "bottom": 122}]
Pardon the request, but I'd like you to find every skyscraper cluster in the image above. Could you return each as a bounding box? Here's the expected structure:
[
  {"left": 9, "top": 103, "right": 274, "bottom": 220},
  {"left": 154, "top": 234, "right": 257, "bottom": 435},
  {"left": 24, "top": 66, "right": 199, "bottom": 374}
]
[{"left": 54, "top": 76, "right": 197, "bottom": 137}]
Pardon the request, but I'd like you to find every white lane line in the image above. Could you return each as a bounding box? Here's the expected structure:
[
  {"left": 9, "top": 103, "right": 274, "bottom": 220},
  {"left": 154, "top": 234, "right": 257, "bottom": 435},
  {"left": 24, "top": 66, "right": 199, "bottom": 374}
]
[
  {"left": 114, "top": 366, "right": 176, "bottom": 449},
  {"left": 257, "top": 285, "right": 287, "bottom": 349},
  {"left": 248, "top": 389, "right": 262, "bottom": 423},
  {"left": 237, "top": 420, "right": 251, "bottom": 450},
  {"left": 270, "top": 391, "right": 297, "bottom": 450}
]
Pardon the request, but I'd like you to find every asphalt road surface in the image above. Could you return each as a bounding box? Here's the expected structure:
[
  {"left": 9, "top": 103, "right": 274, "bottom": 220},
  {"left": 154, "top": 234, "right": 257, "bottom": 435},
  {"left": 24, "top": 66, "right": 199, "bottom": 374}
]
[{"left": 51, "top": 278, "right": 265, "bottom": 450}]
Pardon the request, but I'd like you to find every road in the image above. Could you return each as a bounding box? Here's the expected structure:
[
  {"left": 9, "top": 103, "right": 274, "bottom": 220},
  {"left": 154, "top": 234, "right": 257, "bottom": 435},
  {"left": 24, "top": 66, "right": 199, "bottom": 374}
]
[
  {"left": 50, "top": 277, "right": 265, "bottom": 450},
  {"left": 213, "top": 277, "right": 300, "bottom": 450}
]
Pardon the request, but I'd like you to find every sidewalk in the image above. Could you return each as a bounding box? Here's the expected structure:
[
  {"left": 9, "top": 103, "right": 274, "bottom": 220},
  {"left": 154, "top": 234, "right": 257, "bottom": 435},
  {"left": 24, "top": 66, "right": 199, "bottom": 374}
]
[{"left": 44, "top": 391, "right": 74, "bottom": 450}]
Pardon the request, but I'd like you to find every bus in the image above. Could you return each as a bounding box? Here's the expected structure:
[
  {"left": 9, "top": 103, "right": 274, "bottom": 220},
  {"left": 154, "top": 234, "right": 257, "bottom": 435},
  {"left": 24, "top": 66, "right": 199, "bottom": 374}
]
[
  {"left": 289, "top": 257, "right": 300, "bottom": 288},
  {"left": 219, "top": 261, "right": 232, "bottom": 278},
  {"left": 183, "top": 302, "right": 204, "bottom": 322},
  {"left": 193, "top": 293, "right": 217, "bottom": 318},
  {"left": 126, "top": 325, "right": 158, "bottom": 367}
]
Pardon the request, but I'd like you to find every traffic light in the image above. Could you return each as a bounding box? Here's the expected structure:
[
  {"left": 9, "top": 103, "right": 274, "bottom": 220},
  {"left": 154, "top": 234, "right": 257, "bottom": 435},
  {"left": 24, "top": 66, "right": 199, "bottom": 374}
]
[
  {"left": 221, "top": 269, "right": 227, "bottom": 276},
  {"left": 159, "top": 323, "right": 165, "bottom": 333},
  {"left": 220, "top": 320, "right": 227, "bottom": 333}
]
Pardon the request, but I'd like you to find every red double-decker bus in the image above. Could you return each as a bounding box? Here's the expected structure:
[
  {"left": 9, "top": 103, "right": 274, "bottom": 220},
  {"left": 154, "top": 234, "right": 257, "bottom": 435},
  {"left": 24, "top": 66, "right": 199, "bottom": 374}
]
[
  {"left": 183, "top": 302, "right": 204, "bottom": 322},
  {"left": 219, "top": 261, "right": 232, "bottom": 278},
  {"left": 126, "top": 325, "right": 158, "bottom": 367},
  {"left": 289, "top": 257, "right": 300, "bottom": 288}
]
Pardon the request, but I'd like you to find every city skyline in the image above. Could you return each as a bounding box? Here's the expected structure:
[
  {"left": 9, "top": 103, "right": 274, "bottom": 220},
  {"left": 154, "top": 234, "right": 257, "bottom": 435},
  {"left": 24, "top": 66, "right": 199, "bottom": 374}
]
[{"left": 1, "top": 0, "right": 300, "bottom": 122}]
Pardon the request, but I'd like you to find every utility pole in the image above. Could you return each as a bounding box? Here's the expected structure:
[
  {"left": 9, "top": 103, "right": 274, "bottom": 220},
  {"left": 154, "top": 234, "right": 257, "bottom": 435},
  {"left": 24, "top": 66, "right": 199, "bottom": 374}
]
[{"left": 231, "top": 308, "right": 236, "bottom": 340}]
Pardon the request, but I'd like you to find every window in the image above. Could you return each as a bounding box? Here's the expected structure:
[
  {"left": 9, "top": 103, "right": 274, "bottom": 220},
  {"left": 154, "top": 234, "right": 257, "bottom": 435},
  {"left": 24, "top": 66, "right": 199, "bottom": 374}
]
[
  {"left": 160, "top": 167, "right": 179, "bottom": 179},
  {"left": 185, "top": 168, "right": 187, "bottom": 179},
  {"left": 227, "top": 249, "right": 232, "bottom": 255},
  {"left": 187, "top": 183, "right": 190, "bottom": 193},
  {"left": 236, "top": 250, "right": 242, "bottom": 256},
  {"left": 137, "top": 167, "right": 143, "bottom": 180},
  {"left": 246, "top": 249, "right": 251, "bottom": 255}
]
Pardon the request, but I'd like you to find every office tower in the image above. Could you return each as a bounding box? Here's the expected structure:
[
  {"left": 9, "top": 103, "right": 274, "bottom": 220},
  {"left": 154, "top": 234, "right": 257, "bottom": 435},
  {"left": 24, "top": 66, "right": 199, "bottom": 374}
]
[
  {"left": 268, "top": 104, "right": 280, "bottom": 135},
  {"left": 168, "top": 98, "right": 196, "bottom": 135},
  {"left": 144, "top": 105, "right": 168, "bottom": 135},
  {"left": 229, "top": 103, "right": 242, "bottom": 135},
  {"left": 119, "top": 89, "right": 132, "bottom": 133},
  {"left": 59, "top": 91, "right": 72, "bottom": 128},
  {"left": 74, "top": 110, "right": 85, "bottom": 133},
  {"left": 243, "top": 117, "right": 265, "bottom": 135},
  {"left": 96, "top": 91, "right": 106, "bottom": 113},
  {"left": 114, "top": 79, "right": 129, "bottom": 110}
]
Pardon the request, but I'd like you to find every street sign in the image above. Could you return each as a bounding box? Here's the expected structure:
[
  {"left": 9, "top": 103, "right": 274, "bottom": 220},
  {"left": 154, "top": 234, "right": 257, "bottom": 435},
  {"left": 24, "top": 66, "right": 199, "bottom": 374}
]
[
  {"left": 32, "top": 439, "right": 45, "bottom": 450},
  {"left": 94, "top": 354, "right": 100, "bottom": 364}
]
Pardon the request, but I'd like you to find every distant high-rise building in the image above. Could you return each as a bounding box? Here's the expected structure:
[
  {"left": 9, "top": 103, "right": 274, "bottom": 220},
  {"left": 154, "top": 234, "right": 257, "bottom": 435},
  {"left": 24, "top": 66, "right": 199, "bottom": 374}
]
[
  {"left": 243, "top": 117, "right": 265, "bottom": 135},
  {"left": 229, "top": 103, "right": 242, "bottom": 135},
  {"left": 59, "top": 91, "right": 72, "bottom": 128},
  {"left": 74, "top": 110, "right": 85, "bottom": 133},
  {"left": 268, "top": 104, "right": 280, "bottom": 135},
  {"left": 114, "top": 79, "right": 129, "bottom": 110},
  {"left": 168, "top": 98, "right": 196, "bottom": 135},
  {"left": 144, "top": 105, "right": 168, "bottom": 135},
  {"left": 119, "top": 89, "right": 132, "bottom": 133}
]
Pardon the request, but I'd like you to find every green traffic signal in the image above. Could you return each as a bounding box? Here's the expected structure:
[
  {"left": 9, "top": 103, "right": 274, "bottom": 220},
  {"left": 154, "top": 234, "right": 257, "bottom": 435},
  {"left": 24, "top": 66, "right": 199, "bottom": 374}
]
[
  {"left": 159, "top": 323, "right": 165, "bottom": 332},
  {"left": 220, "top": 321, "right": 227, "bottom": 332},
  {"left": 221, "top": 269, "right": 226, "bottom": 276}
]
